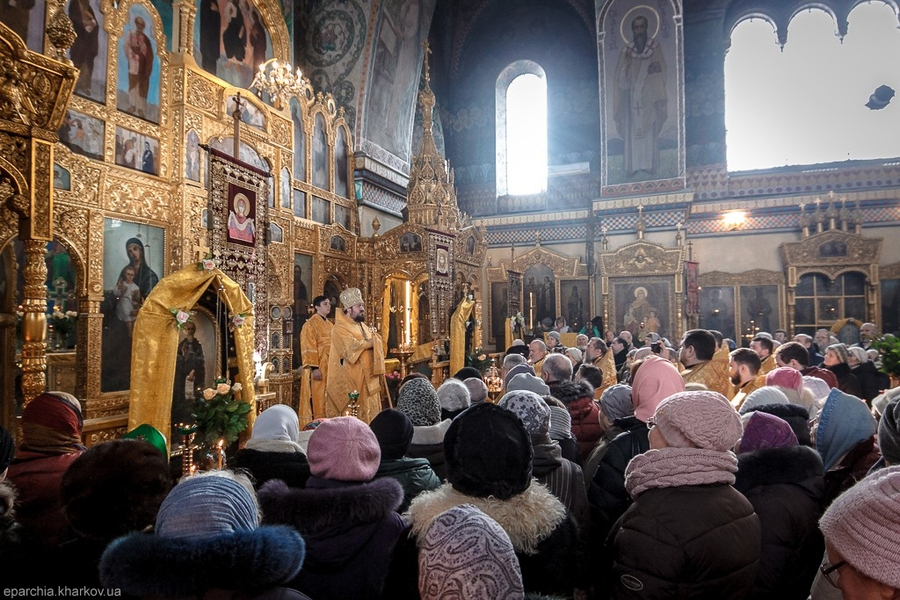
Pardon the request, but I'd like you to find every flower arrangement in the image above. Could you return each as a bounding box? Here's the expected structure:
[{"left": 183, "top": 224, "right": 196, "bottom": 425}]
[
  {"left": 192, "top": 378, "right": 251, "bottom": 445},
  {"left": 509, "top": 312, "right": 525, "bottom": 331},
  {"left": 231, "top": 312, "right": 248, "bottom": 329},
  {"left": 48, "top": 305, "right": 78, "bottom": 336},
  {"left": 385, "top": 370, "right": 402, "bottom": 383},
  {"left": 198, "top": 257, "right": 217, "bottom": 271},
  {"left": 169, "top": 308, "right": 193, "bottom": 330},
  {"left": 466, "top": 347, "right": 492, "bottom": 374}
]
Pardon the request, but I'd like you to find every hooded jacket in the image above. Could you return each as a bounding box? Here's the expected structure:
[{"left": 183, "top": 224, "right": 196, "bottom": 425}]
[
  {"left": 259, "top": 477, "right": 407, "bottom": 600},
  {"left": 734, "top": 445, "right": 825, "bottom": 600}
]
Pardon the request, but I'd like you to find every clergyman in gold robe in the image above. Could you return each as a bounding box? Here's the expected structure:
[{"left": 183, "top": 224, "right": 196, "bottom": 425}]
[
  {"left": 325, "top": 287, "right": 385, "bottom": 423},
  {"left": 299, "top": 295, "right": 333, "bottom": 424}
]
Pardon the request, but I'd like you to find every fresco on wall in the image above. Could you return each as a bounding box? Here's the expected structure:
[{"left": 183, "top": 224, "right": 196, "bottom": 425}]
[
  {"left": 364, "top": 0, "right": 434, "bottom": 162},
  {"left": 0, "top": 0, "right": 45, "bottom": 52},
  {"left": 116, "top": 4, "right": 161, "bottom": 123},
  {"left": 602, "top": 0, "right": 678, "bottom": 185},
  {"left": 194, "top": 0, "right": 272, "bottom": 89},
  {"left": 59, "top": 109, "right": 105, "bottom": 161},
  {"left": 66, "top": 0, "right": 107, "bottom": 103}
]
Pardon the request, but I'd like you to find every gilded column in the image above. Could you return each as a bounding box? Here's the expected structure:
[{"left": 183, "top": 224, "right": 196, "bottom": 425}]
[{"left": 21, "top": 239, "right": 48, "bottom": 404}]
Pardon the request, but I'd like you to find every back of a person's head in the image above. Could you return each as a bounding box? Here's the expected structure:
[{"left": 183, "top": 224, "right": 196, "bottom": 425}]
[
  {"left": 820, "top": 466, "right": 900, "bottom": 592},
  {"left": 418, "top": 504, "right": 524, "bottom": 599},
  {"left": 61, "top": 439, "right": 172, "bottom": 541},
  {"left": 631, "top": 355, "right": 685, "bottom": 421},
  {"left": 729, "top": 347, "right": 761, "bottom": 374},
  {"left": 452, "top": 366, "right": 483, "bottom": 382},
  {"left": 155, "top": 471, "right": 260, "bottom": 540},
  {"left": 21, "top": 391, "right": 84, "bottom": 452},
  {"left": 444, "top": 403, "right": 533, "bottom": 500},
  {"left": 307, "top": 416, "right": 381, "bottom": 482},
  {"left": 498, "top": 389, "right": 551, "bottom": 437},
  {"left": 576, "top": 363, "right": 603, "bottom": 389},
  {"left": 464, "top": 377, "right": 489, "bottom": 405},
  {"left": 542, "top": 354, "right": 573, "bottom": 383},
  {"left": 249, "top": 404, "right": 300, "bottom": 444},
  {"left": 600, "top": 384, "right": 634, "bottom": 422},
  {"left": 437, "top": 379, "right": 471, "bottom": 416},
  {"left": 653, "top": 390, "right": 742, "bottom": 451},
  {"left": 552, "top": 379, "right": 594, "bottom": 406},
  {"left": 370, "top": 408, "right": 414, "bottom": 461},
  {"left": 396, "top": 378, "right": 442, "bottom": 426},
  {"left": 503, "top": 353, "right": 527, "bottom": 370},
  {"left": 683, "top": 329, "right": 716, "bottom": 361}
]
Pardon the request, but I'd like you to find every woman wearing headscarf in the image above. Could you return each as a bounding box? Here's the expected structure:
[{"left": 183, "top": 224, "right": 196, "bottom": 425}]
[
  {"left": 120, "top": 237, "right": 159, "bottom": 301},
  {"left": 232, "top": 404, "right": 311, "bottom": 489},
  {"left": 847, "top": 345, "right": 890, "bottom": 405},
  {"left": 734, "top": 412, "right": 825, "bottom": 599},
  {"left": 823, "top": 343, "right": 863, "bottom": 399},
  {"left": 606, "top": 390, "right": 761, "bottom": 598},
  {"left": 6, "top": 392, "right": 85, "bottom": 548}
]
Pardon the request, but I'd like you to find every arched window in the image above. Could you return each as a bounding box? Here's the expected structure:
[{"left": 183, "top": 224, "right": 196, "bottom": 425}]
[
  {"left": 496, "top": 61, "right": 548, "bottom": 196},
  {"left": 725, "top": 3, "right": 900, "bottom": 171}
]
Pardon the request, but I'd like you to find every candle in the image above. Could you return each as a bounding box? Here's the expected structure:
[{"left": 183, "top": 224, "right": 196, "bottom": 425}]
[{"left": 217, "top": 439, "right": 224, "bottom": 470}]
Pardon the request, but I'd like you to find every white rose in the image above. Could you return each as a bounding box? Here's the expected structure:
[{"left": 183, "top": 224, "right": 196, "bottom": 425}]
[
  {"left": 232, "top": 383, "right": 243, "bottom": 392},
  {"left": 202, "top": 388, "right": 216, "bottom": 400},
  {"left": 216, "top": 382, "right": 232, "bottom": 395}
]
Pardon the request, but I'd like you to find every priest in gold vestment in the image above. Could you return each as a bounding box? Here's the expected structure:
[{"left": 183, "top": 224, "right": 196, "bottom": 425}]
[
  {"left": 325, "top": 288, "right": 385, "bottom": 423},
  {"left": 299, "top": 295, "right": 333, "bottom": 424}
]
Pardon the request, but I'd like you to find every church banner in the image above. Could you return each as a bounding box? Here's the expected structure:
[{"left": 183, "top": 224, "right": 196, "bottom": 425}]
[{"left": 209, "top": 146, "right": 270, "bottom": 352}]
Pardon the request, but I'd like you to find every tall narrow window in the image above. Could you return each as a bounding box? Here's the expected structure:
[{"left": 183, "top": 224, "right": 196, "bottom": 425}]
[
  {"left": 496, "top": 62, "right": 547, "bottom": 196},
  {"left": 725, "top": 3, "right": 900, "bottom": 171}
]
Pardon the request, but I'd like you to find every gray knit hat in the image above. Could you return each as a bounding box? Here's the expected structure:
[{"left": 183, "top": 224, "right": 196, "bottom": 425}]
[
  {"left": 396, "top": 378, "right": 442, "bottom": 426},
  {"left": 437, "top": 379, "right": 471, "bottom": 412},
  {"left": 498, "top": 390, "right": 550, "bottom": 437},
  {"left": 600, "top": 384, "right": 634, "bottom": 421},
  {"left": 464, "top": 378, "right": 489, "bottom": 405},
  {"left": 507, "top": 373, "right": 550, "bottom": 397}
]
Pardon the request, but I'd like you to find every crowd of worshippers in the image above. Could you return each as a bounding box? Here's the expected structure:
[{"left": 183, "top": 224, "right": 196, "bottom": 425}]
[{"left": 2, "top": 322, "right": 900, "bottom": 598}]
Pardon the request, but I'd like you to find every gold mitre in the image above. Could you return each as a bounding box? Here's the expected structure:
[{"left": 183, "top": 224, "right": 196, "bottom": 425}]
[{"left": 340, "top": 287, "right": 364, "bottom": 308}]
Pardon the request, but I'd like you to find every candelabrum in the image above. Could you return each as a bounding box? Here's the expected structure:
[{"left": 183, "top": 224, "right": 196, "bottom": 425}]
[
  {"left": 251, "top": 58, "right": 305, "bottom": 108},
  {"left": 345, "top": 390, "right": 360, "bottom": 418}
]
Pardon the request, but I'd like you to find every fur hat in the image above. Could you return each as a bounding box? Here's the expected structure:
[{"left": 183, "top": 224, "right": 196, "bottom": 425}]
[
  {"left": 632, "top": 355, "right": 685, "bottom": 422},
  {"left": 601, "top": 384, "right": 634, "bottom": 422},
  {"left": 738, "top": 412, "right": 798, "bottom": 453},
  {"left": 879, "top": 398, "right": 900, "bottom": 467},
  {"left": 498, "top": 390, "right": 550, "bottom": 437},
  {"left": 339, "top": 287, "right": 363, "bottom": 308},
  {"left": 156, "top": 474, "right": 259, "bottom": 540},
  {"left": 820, "top": 466, "right": 900, "bottom": 589},
  {"left": 507, "top": 373, "right": 550, "bottom": 397},
  {"left": 444, "top": 403, "right": 533, "bottom": 500},
  {"left": 653, "top": 391, "right": 743, "bottom": 451},
  {"left": 739, "top": 386, "right": 790, "bottom": 414},
  {"left": 61, "top": 439, "right": 172, "bottom": 541},
  {"left": 565, "top": 347, "right": 583, "bottom": 363},
  {"left": 437, "top": 379, "right": 471, "bottom": 413},
  {"left": 369, "top": 409, "right": 414, "bottom": 461},
  {"left": 826, "top": 343, "right": 850, "bottom": 364},
  {"left": 0, "top": 424, "right": 15, "bottom": 473},
  {"left": 766, "top": 367, "right": 803, "bottom": 392},
  {"left": 418, "top": 504, "right": 524, "bottom": 600},
  {"left": 464, "top": 378, "right": 489, "bottom": 405},
  {"left": 396, "top": 378, "right": 442, "bottom": 427},
  {"left": 307, "top": 417, "right": 381, "bottom": 482}
]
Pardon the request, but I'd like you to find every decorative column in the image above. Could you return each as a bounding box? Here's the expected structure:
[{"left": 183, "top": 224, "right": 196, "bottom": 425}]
[{"left": 21, "top": 239, "right": 49, "bottom": 403}]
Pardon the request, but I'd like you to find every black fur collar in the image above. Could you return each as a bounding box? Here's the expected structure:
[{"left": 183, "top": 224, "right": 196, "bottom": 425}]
[
  {"left": 259, "top": 477, "right": 402, "bottom": 533},
  {"left": 99, "top": 526, "right": 304, "bottom": 596},
  {"left": 734, "top": 445, "right": 824, "bottom": 493}
]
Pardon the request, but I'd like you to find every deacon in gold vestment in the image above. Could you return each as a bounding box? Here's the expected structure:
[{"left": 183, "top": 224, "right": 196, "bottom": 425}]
[
  {"left": 299, "top": 295, "right": 333, "bottom": 423},
  {"left": 325, "top": 288, "right": 385, "bottom": 423}
]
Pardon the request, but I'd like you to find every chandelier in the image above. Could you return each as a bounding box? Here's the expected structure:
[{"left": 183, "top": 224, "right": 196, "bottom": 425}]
[{"left": 251, "top": 58, "right": 305, "bottom": 107}]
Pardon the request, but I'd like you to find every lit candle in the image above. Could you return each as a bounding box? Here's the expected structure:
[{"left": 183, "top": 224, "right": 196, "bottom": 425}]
[{"left": 217, "top": 439, "right": 224, "bottom": 470}]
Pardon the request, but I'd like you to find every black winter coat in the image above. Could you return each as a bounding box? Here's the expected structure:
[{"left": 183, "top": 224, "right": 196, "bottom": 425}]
[
  {"left": 734, "top": 445, "right": 825, "bottom": 600},
  {"left": 607, "top": 483, "right": 761, "bottom": 599},
  {"left": 851, "top": 361, "right": 891, "bottom": 404}
]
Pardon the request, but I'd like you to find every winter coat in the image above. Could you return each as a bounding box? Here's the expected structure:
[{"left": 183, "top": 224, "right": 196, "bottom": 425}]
[
  {"left": 734, "top": 445, "right": 825, "bottom": 600},
  {"left": 374, "top": 456, "right": 441, "bottom": 513},
  {"left": 407, "top": 420, "right": 451, "bottom": 481},
  {"left": 607, "top": 483, "right": 761, "bottom": 599},
  {"left": 232, "top": 443, "right": 311, "bottom": 489},
  {"left": 99, "top": 526, "right": 308, "bottom": 599},
  {"left": 6, "top": 449, "right": 81, "bottom": 547},
  {"left": 532, "top": 436, "right": 590, "bottom": 530},
  {"left": 825, "top": 362, "right": 863, "bottom": 399},
  {"left": 851, "top": 360, "right": 891, "bottom": 404},
  {"left": 567, "top": 396, "right": 606, "bottom": 459},
  {"left": 395, "top": 481, "right": 585, "bottom": 598},
  {"left": 588, "top": 416, "right": 650, "bottom": 541},
  {"left": 259, "top": 476, "right": 407, "bottom": 600}
]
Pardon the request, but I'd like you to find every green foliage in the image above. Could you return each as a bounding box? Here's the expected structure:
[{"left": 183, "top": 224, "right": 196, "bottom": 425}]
[
  {"left": 466, "top": 348, "right": 492, "bottom": 374},
  {"left": 873, "top": 335, "right": 900, "bottom": 377},
  {"left": 192, "top": 379, "right": 251, "bottom": 445}
]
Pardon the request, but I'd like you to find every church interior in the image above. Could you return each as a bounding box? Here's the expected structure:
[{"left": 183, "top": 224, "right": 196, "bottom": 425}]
[{"left": 1, "top": 0, "right": 899, "bottom": 447}]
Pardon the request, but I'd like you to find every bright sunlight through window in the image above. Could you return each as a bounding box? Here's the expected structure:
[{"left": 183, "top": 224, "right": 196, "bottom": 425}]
[
  {"left": 504, "top": 73, "right": 547, "bottom": 195},
  {"left": 725, "top": 2, "right": 900, "bottom": 171}
]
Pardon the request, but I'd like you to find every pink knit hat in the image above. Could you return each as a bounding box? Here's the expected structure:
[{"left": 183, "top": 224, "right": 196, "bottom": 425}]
[
  {"left": 820, "top": 466, "right": 900, "bottom": 589},
  {"left": 765, "top": 367, "right": 803, "bottom": 392},
  {"left": 306, "top": 416, "right": 381, "bottom": 482},
  {"left": 653, "top": 390, "right": 743, "bottom": 451},
  {"left": 632, "top": 355, "right": 685, "bottom": 422}
]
